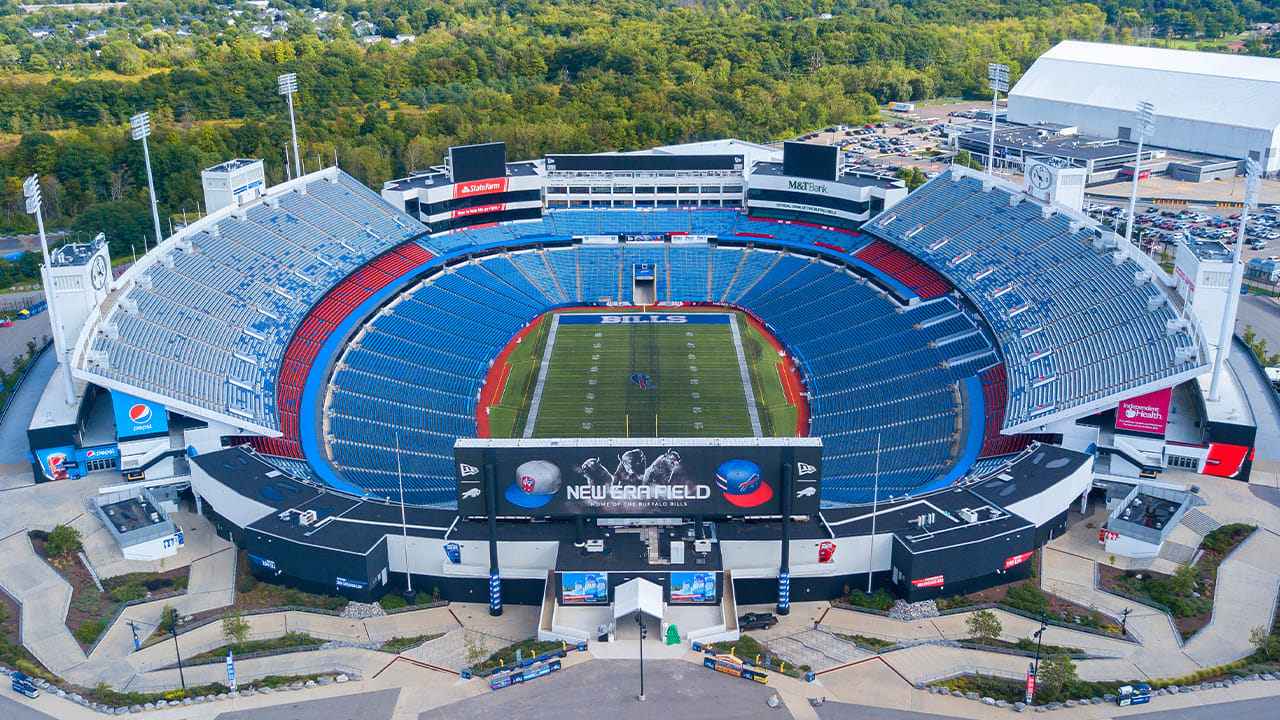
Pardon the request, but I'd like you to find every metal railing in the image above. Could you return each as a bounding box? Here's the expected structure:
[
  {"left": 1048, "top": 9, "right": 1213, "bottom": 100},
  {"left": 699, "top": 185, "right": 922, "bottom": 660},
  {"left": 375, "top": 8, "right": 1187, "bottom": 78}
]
[
  {"left": 122, "top": 661, "right": 365, "bottom": 694},
  {"left": 0, "top": 339, "right": 51, "bottom": 422},
  {"left": 913, "top": 664, "right": 1024, "bottom": 687}
]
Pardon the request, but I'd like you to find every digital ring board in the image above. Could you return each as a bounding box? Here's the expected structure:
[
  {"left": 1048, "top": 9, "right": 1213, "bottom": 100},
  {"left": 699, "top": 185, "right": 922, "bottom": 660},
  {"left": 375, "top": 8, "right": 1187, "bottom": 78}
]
[{"left": 455, "top": 437, "right": 822, "bottom": 518}]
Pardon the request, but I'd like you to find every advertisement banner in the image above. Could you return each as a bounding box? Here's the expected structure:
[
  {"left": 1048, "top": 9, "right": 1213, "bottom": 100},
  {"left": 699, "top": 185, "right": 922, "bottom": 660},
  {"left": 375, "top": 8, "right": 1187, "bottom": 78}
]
[
  {"left": 452, "top": 202, "right": 506, "bottom": 219},
  {"left": 452, "top": 177, "right": 509, "bottom": 199},
  {"left": 1203, "top": 442, "right": 1252, "bottom": 479},
  {"left": 33, "top": 445, "right": 76, "bottom": 481},
  {"left": 1004, "top": 551, "right": 1034, "bottom": 569},
  {"left": 670, "top": 572, "right": 716, "bottom": 604},
  {"left": 561, "top": 572, "right": 608, "bottom": 604},
  {"left": 1115, "top": 387, "right": 1172, "bottom": 435},
  {"left": 911, "top": 574, "right": 945, "bottom": 589},
  {"left": 455, "top": 438, "right": 822, "bottom": 518},
  {"left": 112, "top": 390, "right": 168, "bottom": 439},
  {"left": 76, "top": 445, "right": 119, "bottom": 462}
]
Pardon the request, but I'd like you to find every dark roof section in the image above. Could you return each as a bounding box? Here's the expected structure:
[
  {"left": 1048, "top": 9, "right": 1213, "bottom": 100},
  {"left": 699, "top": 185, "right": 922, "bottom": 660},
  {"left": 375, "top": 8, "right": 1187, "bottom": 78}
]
[
  {"left": 751, "top": 161, "right": 902, "bottom": 190},
  {"left": 546, "top": 154, "right": 743, "bottom": 172},
  {"left": 196, "top": 442, "right": 1087, "bottom": 556},
  {"left": 192, "top": 448, "right": 454, "bottom": 555}
]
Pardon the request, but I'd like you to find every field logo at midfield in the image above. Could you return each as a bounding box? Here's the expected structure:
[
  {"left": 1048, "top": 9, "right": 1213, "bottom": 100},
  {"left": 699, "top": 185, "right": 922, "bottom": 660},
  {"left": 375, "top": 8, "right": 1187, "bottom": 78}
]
[
  {"left": 631, "top": 373, "right": 654, "bottom": 389},
  {"left": 716, "top": 458, "right": 773, "bottom": 508}
]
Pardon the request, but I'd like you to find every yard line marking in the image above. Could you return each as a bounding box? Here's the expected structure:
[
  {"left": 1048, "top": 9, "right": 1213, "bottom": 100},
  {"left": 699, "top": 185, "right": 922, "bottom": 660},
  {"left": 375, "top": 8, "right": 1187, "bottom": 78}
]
[
  {"left": 523, "top": 313, "right": 561, "bottom": 438},
  {"left": 728, "top": 313, "right": 763, "bottom": 436}
]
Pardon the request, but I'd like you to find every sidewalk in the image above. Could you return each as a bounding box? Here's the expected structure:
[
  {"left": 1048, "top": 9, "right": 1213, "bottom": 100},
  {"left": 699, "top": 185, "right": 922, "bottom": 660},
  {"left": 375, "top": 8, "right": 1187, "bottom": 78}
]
[{"left": 0, "top": 532, "right": 84, "bottom": 674}]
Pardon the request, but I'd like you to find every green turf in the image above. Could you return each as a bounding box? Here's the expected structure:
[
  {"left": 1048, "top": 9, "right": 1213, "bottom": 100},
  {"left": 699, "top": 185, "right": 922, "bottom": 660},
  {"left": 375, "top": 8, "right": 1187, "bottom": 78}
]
[{"left": 488, "top": 309, "right": 801, "bottom": 439}]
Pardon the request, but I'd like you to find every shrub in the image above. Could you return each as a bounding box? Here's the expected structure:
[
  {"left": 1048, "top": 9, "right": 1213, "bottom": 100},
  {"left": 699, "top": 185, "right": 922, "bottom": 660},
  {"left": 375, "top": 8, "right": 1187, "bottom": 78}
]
[
  {"left": 844, "top": 587, "right": 895, "bottom": 612},
  {"left": 45, "top": 525, "right": 83, "bottom": 558},
  {"left": 74, "top": 618, "right": 107, "bottom": 645},
  {"left": 73, "top": 588, "right": 104, "bottom": 613},
  {"left": 936, "top": 594, "right": 977, "bottom": 611},
  {"left": 378, "top": 594, "right": 408, "bottom": 611},
  {"left": 1001, "top": 583, "right": 1050, "bottom": 614},
  {"left": 325, "top": 595, "right": 347, "bottom": 611},
  {"left": 109, "top": 582, "right": 147, "bottom": 604},
  {"left": 966, "top": 609, "right": 1002, "bottom": 642},
  {"left": 221, "top": 609, "right": 250, "bottom": 645},
  {"left": 158, "top": 605, "right": 179, "bottom": 634},
  {"left": 1202, "top": 524, "right": 1256, "bottom": 555}
]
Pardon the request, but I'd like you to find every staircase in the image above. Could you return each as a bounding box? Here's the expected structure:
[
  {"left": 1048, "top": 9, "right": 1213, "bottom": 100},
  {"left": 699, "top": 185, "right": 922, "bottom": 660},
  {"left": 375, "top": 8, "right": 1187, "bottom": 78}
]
[
  {"left": 767, "top": 629, "right": 872, "bottom": 671},
  {"left": 1180, "top": 508, "right": 1221, "bottom": 537}
]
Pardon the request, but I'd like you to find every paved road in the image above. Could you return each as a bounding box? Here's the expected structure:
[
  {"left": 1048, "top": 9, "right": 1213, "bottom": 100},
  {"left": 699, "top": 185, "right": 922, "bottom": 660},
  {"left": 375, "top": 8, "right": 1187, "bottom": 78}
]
[
  {"left": 214, "top": 688, "right": 400, "bottom": 720},
  {"left": 0, "top": 694, "right": 58, "bottom": 720},
  {"left": 1235, "top": 294, "right": 1280, "bottom": 356},
  {"left": 813, "top": 695, "right": 1280, "bottom": 720},
  {"left": 418, "top": 660, "right": 793, "bottom": 720},
  {"left": 1126, "top": 695, "right": 1280, "bottom": 720},
  {"left": 0, "top": 344, "right": 54, "bottom": 468},
  {"left": 817, "top": 703, "right": 965, "bottom": 720}
]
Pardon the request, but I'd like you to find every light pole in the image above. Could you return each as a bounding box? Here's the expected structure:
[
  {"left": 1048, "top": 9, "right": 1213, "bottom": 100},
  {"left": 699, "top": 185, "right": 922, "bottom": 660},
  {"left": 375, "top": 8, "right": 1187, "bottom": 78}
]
[
  {"left": 1210, "top": 158, "right": 1261, "bottom": 401},
  {"left": 395, "top": 432, "right": 414, "bottom": 600},
  {"left": 1028, "top": 610, "right": 1047, "bottom": 705},
  {"left": 635, "top": 611, "right": 646, "bottom": 701},
  {"left": 23, "top": 175, "right": 75, "bottom": 405},
  {"left": 1120, "top": 607, "right": 1132, "bottom": 637},
  {"left": 866, "top": 433, "right": 880, "bottom": 594},
  {"left": 1124, "top": 101, "right": 1155, "bottom": 255},
  {"left": 166, "top": 610, "right": 187, "bottom": 691},
  {"left": 986, "top": 63, "right": 1009, "bottom": 174},
  {"left": 131, "top": 112, "right": 164, "bottom": 248},
  {"left": 278, "top": 73, "right": 302, "bottom": 179}
]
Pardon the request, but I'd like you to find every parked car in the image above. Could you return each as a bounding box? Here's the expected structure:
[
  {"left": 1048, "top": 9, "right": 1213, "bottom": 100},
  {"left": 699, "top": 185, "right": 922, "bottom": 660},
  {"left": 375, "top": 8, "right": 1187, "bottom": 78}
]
[
  {"left": 11, "top": 672, "right": 38, "bottom": 699},
  {"left": 738, "top": 612, "right": 779, "bottom": 630}
]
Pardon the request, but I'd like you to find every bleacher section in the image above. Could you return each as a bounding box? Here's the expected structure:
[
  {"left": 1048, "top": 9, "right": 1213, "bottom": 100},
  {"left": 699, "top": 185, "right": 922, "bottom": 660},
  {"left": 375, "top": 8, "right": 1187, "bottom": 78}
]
[
  {"left": 867, "top": 169, "right": 1202, "bottom": 430},
  {"left": 855, "top": 240, "right": 952, "bottom": 299},
  {"left": 976, "top": 365, "right": 1053, "bottom": 458},
  {"left": 80, "top": 171, "right": 425, "bottom": 430},
  {"left": 325, "top": 244, "right": 994, "bottom": 503}
]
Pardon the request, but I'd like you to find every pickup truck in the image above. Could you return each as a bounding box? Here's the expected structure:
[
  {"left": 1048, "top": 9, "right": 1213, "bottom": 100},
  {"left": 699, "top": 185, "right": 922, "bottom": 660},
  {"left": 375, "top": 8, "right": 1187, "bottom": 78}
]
[{"left": 738, "top": 612, "right": 779, "bottom": 630}]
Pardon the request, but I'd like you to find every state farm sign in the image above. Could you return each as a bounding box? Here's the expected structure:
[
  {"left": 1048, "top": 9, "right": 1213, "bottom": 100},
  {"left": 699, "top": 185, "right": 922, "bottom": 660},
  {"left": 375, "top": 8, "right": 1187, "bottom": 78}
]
[{"left": 453, "top": 178, "right": 509, "bottom": 199}]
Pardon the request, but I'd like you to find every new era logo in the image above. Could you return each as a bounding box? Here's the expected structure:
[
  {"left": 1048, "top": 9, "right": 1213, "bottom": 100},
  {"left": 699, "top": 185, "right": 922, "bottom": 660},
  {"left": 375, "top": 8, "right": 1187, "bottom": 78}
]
[
  {"left": 797, "top": 462, "right": 817, "bottom": 476},
  {"left": 459, "top": 463, "right": 479, "bottom": 477}
]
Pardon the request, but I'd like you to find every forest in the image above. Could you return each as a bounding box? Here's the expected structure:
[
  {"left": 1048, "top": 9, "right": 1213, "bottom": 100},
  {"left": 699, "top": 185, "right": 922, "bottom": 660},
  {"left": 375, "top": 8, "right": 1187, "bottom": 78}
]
[{"left": 0, "top": 0, "right": 1274, "bottom": 275}]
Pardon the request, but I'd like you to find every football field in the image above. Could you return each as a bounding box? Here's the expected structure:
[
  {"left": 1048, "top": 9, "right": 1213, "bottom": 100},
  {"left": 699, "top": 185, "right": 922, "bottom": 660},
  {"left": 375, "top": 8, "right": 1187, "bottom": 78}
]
[{"left": 487, "top": 310, "right": 799, "bottom": 439}]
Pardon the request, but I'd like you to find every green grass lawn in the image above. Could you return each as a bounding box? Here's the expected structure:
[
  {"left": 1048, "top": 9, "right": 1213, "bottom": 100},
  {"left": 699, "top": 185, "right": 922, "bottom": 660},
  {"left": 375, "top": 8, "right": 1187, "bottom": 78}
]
[{"left": 487, "top": 309, "right": 801, "bottom": 439}]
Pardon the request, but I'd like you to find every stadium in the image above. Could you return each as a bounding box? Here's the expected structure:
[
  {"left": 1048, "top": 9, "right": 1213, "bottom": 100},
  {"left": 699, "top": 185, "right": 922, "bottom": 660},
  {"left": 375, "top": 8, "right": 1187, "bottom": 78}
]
[{"left": 26, "top": 135, "right": 1252, "bottom": 641}]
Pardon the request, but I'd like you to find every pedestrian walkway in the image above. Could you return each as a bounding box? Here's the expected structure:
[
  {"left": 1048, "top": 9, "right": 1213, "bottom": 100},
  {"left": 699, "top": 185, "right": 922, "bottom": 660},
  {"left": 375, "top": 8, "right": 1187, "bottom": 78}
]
[
  {"left": 1182, "top": 528, "right": 1280, "bottom": 667},
  {"left": 0, "top": 532, "right": 84, "bottom": 674}
]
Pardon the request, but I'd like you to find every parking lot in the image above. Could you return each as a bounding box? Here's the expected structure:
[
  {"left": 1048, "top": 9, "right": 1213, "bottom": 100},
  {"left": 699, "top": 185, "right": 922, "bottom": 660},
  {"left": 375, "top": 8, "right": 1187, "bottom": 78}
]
[{"left": 1081, "top": 198, "right": 1280, "bottom": 262}]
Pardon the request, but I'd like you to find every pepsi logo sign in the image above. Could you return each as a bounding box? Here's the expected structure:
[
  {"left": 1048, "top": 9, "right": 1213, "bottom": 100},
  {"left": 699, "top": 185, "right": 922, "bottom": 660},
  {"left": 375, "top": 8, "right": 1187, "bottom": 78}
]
[{"left": 129, "top": 404, "right": 153, "bottom": 425}]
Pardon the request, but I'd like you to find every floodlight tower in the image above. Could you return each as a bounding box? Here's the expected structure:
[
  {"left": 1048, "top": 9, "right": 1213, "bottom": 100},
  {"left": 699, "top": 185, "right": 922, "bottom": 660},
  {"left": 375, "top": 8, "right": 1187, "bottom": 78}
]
[
  {"left": 1208, "top": 158, "right": 1261, "bottom": 401},
  {"left": 23, "top": 175, "right": 76, "bottom": 405},
  {"left": 986, "top": 63, "right": 1010, "bottom": 175},
  {"left": 278, "top": 73, "right": 302, "bottom": 179},
  {"left": 131, "top": 112, "right": 164, "bottom": 248},
  {"left": 1124, "top": 101, "right": 1155, "bottom": 253}
]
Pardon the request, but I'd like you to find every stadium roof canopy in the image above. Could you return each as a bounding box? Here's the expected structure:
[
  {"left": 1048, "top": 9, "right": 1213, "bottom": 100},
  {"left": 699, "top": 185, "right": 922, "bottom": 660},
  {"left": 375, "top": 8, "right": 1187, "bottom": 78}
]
[
  {"left": 1008, "top": 41, "right": 1280, "bottom": 173},
  {"left": 1011, "top": 41, "right": 1280, "bottom": 133}
]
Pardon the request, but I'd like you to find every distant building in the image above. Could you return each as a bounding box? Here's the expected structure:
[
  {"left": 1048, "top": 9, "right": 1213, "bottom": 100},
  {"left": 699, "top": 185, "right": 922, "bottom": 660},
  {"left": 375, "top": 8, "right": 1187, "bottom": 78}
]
[{"left": 1008, "top": 41, "right": 1280, "bottom": 175}]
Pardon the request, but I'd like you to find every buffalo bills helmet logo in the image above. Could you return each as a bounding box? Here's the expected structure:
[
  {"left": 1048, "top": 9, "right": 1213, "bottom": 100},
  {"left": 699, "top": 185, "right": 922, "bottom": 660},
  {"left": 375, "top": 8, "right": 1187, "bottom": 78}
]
[{"left": 716, "top": 459, "right": 773, "bottom": 508}]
